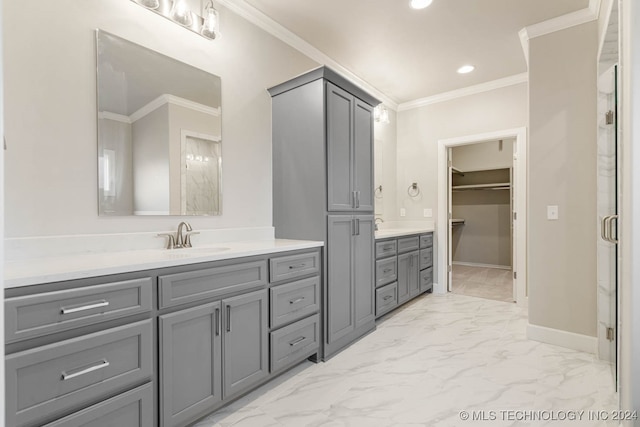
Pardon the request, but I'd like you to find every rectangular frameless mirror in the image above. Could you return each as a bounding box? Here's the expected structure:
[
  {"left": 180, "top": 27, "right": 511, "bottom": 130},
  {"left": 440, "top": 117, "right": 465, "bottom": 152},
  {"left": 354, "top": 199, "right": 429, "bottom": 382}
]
[{"left": 97, "top": 30, "right": 222, "bottom": 216}]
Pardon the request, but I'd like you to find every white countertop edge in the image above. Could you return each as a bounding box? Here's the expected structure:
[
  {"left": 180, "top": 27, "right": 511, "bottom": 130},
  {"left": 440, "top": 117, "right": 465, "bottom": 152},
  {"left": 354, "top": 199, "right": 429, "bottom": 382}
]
[
  {"left": 5, "top": 239, "right": 324, "bottom": 289},
  {"left": 374, "top": 228, "right": 435, "bottom": 240}
]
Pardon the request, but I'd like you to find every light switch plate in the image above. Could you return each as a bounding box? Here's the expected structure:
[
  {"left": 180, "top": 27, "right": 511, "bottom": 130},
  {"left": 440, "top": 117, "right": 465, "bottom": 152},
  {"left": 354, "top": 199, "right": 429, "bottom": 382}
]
[
  {"left": 400, "top": 208, "right": 406, "bottom": 217},
  {"left": 547, "top": 205, "right": 559, "bottom": 220},
  {"left": 423, "top": 208, "right": 433, "bottom": 218}
]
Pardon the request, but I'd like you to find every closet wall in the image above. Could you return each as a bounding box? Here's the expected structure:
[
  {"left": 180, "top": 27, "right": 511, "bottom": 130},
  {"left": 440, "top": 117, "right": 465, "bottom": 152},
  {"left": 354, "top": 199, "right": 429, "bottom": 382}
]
[{"left": 451, "top": 140, "right": 513, "bottom": 268}]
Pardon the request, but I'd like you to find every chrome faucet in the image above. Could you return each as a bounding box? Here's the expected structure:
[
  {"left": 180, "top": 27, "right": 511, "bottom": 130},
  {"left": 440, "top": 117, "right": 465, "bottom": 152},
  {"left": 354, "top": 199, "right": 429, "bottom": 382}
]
[
  {"left": 158, "top": 222, "right": 199, "bottom": 249},
  {"left": 374, "top": 217, "right": 384, "bottom": 231}
]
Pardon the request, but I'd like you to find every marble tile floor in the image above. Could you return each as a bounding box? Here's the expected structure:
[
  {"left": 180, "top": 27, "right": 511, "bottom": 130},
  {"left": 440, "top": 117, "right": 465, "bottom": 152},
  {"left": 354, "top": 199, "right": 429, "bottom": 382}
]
[
  {"left": 452, "top": 265, "right": 515, "bottom": 303},
  {"left": 194, "top": 293, "right": 617, "bottom": 427}
]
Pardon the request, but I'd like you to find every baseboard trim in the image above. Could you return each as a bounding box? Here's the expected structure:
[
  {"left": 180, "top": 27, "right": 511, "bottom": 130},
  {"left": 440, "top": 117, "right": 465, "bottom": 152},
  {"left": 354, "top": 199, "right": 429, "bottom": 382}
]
[
  {"left": 452, "top": 261, "right": 511, "bottom": 270},
  {"left": 527, "top": 323, "right": 597, "bottom": 354}
]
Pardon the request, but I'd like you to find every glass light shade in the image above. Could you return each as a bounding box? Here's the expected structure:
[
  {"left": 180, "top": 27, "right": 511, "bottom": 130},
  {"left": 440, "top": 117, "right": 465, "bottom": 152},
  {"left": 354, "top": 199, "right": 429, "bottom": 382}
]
[
  {"left": 410, "top": 0, "right": 433, "bottom": 9},
  {"left": 457, "top": 65, "right": 475, "bottom": 74},
  {"left": 201, "top": 7, "right": 219, "bottom": 39},
  {"left": 170, "top": 0, "right": 193, "bottom": 26},
  {"left": 137, "top": 0, "right": 159, "bottom": 9}
]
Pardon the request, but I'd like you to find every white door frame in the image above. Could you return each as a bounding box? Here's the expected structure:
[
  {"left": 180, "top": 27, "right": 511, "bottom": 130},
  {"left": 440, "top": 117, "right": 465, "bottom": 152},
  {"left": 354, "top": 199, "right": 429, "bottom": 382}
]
[{"left": 437, "top": 127, "right": 528, "bottom": 307}]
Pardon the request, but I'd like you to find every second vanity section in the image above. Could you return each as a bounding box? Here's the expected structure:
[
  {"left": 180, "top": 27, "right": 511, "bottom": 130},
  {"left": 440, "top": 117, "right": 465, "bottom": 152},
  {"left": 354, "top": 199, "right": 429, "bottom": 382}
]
[
  {"left": 374, "top": 231, "right": 434, "bottom": 318},
  {"left": 4, "top": 244, "right": 322, "bottom": 427}
]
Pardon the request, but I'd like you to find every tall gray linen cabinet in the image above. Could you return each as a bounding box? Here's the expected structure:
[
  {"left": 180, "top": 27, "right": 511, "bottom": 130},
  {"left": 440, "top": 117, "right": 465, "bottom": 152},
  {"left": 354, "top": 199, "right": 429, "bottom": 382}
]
[{"left": 268, "top": 67, "right": 380, "bottom": 359}]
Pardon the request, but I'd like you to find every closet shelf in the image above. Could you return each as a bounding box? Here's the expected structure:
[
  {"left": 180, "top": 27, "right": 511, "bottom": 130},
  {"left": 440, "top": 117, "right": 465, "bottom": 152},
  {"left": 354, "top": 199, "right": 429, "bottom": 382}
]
[
  {"left": 452, "top": 182, "right": 511, "bottom": 191},
  {"left": 451, "top": 218, "right": 465, "bottom": 226}
]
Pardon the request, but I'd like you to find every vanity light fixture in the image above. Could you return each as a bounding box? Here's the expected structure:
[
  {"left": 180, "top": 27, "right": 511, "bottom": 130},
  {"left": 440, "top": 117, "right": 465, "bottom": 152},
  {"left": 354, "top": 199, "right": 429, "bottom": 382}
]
[
  {"left": 374, "top": 104, "right": 390, "bottom": 124},
  {"left": 410, "top": 0, "right": 433, "bottom": 10},
  {"left": 131, "top": 0, "right": 221, "bottom": 40},
  {"left": 457, "top": 65, "right": 475, "bottom": 74}
]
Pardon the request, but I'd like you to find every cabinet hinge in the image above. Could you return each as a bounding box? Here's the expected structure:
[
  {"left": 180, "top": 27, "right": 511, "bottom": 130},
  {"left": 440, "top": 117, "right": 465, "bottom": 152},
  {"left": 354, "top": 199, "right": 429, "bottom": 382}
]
[
  {"left": 513, "top": 212, "right": 517, "bottom": 220},
  {"left": 606, "top": 110, "right": 615, "bottom": 125},
  {"left": 606, "top": 327, "right": 615, "bottom": 341},
  {"left": 513, "top": 271, "right": 517, "bottom": 279}
]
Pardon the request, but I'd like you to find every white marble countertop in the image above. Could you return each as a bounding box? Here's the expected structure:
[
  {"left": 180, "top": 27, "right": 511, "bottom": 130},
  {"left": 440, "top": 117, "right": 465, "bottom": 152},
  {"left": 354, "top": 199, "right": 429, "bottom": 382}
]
[
  {"left": 374, "top": 227, "right": 435, "bottom": 240},
  {"left": 4, "top": 239, "right": 324, "bottom": 289}
]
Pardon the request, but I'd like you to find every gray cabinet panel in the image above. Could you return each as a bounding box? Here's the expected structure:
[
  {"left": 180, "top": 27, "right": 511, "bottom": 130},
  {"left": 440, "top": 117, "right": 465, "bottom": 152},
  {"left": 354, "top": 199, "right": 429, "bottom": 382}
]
[
  {"left": 420, "top": 267, "right": 434, "bottom": 293},
  {"left": 397, "top": 251, "right": 419, "bottom": 304},
  {"left": 408, "top": 252, "right": 420, "bottom": 298},
  {"left": 42, "top": 383, "right": 154, "bottom": 427},
  {"left": 223, "top": 290, "right": 268, "bottom": 399},
  {"left": 159, "top": 302, "right": 222, "bottom": 427},
  {"left": 375, "top": 257, "right": 397, "bottom": 288},
  {"left": 375, "top": 240, "right": 397, "bottom": 259},
  {"left": 270, "top": 314, "right": 319, "bottom": 373},
  {"left": 327, "top": 83, "right": 354, "bottom": 211},
  {"left": 375, "top": 282, "right": 398, "bottom": 318},
  {"left": 420, "top": 233, "right": 433, "bottom": 248},
  {"left": 269, "top": 252, "right": 320, "bottom": 283},
  {"left": 353, "top": 100, "right": 374, "bottom": 212},
  {"left": 420, "top": 248, "right": 433, "bottom": 270},
  {"left": 6, "top": 320, "right": 152, "bottom": 427},
  {"left": 327, "top": 216, "right": 355, "bottom": 344},
  {"left": 354, "top": 216, "right": 375, "bottom": 329},
  {"left": 158, "top": 261, "right": 267, "bottom": 308},
  {"left": 6, "top": 277, "right": 152, "bottom": 343},
  {"left": 270, "top": 277, "right": 320, "bottom": 329},
  {"left": 397, "top": 237, "right": 420, "bottom": 253}
]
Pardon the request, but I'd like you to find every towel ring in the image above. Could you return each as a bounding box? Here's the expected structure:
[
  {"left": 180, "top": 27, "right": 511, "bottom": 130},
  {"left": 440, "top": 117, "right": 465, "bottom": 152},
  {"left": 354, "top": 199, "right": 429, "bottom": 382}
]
[
  {"left": 407, "top": 182, "right": 420, "bottom": 197},
  {"left": 374, "top": 185, "right": 383, "bottom": 198}
]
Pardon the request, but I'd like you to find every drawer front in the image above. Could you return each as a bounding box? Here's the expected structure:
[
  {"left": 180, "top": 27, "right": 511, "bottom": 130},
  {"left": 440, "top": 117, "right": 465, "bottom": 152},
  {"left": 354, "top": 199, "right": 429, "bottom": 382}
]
[
  {"left": 419, "top": 248, "right": 433, "bottom": 270},
  {"left": 159, "top": 260, "right": 267, "bottom": 308},
  {"left": 397, "top": 236, "right": 419, "bottom": 253},
  {"left": 270, "top": 314, "right": 319, "bottom": 373},
  {"left": 420, "top": 233, "right": 433, "bottom": 248},
  {"left": 6, "top": 278, "right": 152, "bottom": 343},
  {"left": 269, "top": 251, "right": 320, "bottom": 283},
  {"left": 42, "top": 383, "right": 154, "bottom": 427},
  {"left": 6, "top": 320, "right": 153, "bottom": 427},
  {"left": 376, "top": 282, "right": 398, "bottom": 317},
  {"left": 420, "top": 267, "right": 433, "bottom": 292},
  {"left": 375, "top": 257, "right": 397, "bottom": 288},
  {"left": 375, "top": 240, "right": 397, "bottom": 259},
  {"left": 270, "top": 277, "right": 320, "bottom": 329}
]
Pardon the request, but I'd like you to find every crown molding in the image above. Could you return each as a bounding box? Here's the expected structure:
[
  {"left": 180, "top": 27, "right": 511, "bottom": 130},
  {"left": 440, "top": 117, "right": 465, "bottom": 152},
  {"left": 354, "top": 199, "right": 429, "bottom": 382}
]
[
  {"left": 98, "top": 111, "right": 132, "bottom": 124},
  {"left": 216, "top": 0, "right": 398, "bottom": 110},
  {"left": 397, "top": 73, "right": 528, "bottom": 112},
  {"left": 129, "top": 94, "right": 220, "bottom": 123}
]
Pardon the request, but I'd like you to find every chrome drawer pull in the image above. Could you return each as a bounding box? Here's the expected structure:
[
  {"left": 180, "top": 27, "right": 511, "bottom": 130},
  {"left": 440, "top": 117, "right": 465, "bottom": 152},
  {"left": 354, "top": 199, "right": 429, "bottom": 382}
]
[
  {"left": 61, "top": 300, "right": 109, "bottom": 315},
  {"left": 383, "top": 246, "right": 393, "bottom": 251},
  {"left": 383, "top": 295, "right": 393, "bottom": 301},
  {"left": 288, "top": 263, "right": 307, "bottom": 270},
  {"left": 289, "top": 297, "right": 305, "bottom": 305},
  {"left": 61, "top": 359, "right": 109, "bottom": 381},
  {"left": 383, "top": 268, "right": 393, "bottom": 274},
  {"left": 289, "top": 336, "right": 306, "bottom": 346}
]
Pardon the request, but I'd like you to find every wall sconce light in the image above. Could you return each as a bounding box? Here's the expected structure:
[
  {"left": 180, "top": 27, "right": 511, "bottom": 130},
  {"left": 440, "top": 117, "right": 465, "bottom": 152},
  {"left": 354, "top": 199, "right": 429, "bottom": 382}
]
[
  {"left": 132, "top": 0, "right": 220, "bottom": 40},
  {"left": 374, "top": 104, "right": 390, "bottom": 124}
]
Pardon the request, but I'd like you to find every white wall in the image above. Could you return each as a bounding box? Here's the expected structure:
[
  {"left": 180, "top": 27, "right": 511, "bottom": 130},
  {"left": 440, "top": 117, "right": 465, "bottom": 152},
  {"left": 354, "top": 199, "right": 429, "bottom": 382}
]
[
  {"left": 1, "top": 0, "right": 6, "bottom": 420},
  {"left": 374, "top": 109, "right": 397, "bottom": 221},
  {"left": 452, "top": 139, "right": 514, "bottom": 171},
  {"left": 3, "top": 0, "right": 319, "bottom": 237}
]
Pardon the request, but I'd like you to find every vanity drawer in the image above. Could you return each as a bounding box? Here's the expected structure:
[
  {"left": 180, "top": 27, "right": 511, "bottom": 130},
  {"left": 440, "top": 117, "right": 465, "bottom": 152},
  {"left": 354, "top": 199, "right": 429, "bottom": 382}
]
[
  {"left": 6, "top": 320, "right": 153, "bottom": 427},
  {"left": 270, "top": 314, "right": 319, "bottom": 373},
  {"left": 397, "top": 236, "right": 419, "bottom": 253},
  {"left": 420, "top": 267, "right": 433, "bottom": 293},
  {"left": 269, "top": 251, "right": 320, "bottom": 283},
  {"left": 159, "top": 260, "right": 267, "bottom": 308},
  {"left": 5, "top": 278, "right": 152, "bottom": 343},
  {"left": 42, "top": 383, "right": 154, "bottom": 427},
  {"left": 270, "top": 277, "right": 320, "bottom": 329},
  {"left": 420, "top": 233, "right": 433, "bottom": 248},
  {"left": 376, "top": 257, "right": 397, "bottom": 288},
  {"left": 419, "top": 248, "right": 433, "bottom": 270},
  {"left": 375, "top": 240, "right": 397, "bottom": 259},
  {"left": 376, "top": 282, "right": 398, "bottom": 317}
]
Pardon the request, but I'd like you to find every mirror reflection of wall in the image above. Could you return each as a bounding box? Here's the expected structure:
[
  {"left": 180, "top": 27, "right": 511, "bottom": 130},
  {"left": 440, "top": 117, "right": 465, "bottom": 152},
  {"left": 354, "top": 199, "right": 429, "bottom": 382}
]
[
  {"left": 374, "top": 137, "right": 384, "bottom": 216},
  {"left": 96, "top": 30, "right": 222, "bottom": 216}
]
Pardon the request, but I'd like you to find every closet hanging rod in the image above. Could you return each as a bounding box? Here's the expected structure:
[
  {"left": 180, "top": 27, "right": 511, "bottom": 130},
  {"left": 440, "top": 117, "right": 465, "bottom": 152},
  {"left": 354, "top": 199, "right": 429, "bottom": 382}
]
[{"left": 451, "top": 182, "right": 511, "bottom": 191}]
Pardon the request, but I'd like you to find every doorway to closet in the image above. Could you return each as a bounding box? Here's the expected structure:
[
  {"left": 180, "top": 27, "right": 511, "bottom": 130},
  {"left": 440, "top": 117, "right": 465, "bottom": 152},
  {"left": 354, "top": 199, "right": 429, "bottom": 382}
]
[{"left": 437, "top": 127, "right": 527, "bottom": 307}]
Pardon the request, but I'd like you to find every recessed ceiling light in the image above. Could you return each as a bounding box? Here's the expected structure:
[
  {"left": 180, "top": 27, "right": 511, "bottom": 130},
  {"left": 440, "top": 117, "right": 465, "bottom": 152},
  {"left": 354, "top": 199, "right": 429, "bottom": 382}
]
[
  {"left": 410, "top": 0, "right": 433, "bottom": 10},
  {"left": 457, "top": 65, "right": 475, "bottom": 74}
]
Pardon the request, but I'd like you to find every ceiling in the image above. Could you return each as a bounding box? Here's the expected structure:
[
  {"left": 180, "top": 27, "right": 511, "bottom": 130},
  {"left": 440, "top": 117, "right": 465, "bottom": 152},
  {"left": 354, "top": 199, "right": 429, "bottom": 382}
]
[{"left": 243, "top": 0, "right": 590, "bottom": 104}]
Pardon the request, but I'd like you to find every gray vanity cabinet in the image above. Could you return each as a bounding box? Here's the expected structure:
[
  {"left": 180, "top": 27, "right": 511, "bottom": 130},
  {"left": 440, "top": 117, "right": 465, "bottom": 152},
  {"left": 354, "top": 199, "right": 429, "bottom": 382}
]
[
  {"left": 270, "top": 66, "right": 379, "bottom": 360},
  {"left": 397, "top": 251, "right": 419, "bottom": 304}
]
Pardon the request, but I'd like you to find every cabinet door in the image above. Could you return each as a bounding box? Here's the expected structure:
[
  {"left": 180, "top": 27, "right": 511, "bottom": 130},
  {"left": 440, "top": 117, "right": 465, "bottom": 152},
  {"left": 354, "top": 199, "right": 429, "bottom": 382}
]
[
  {"left": 397, "top": 252, "right": 411, "bottom": 304},
  {"left": 353, "top": 99, "right": 374, "bottom": 212},
  {"left": 408, "top": 251, "right": 420, "bottom": 297},
  {"left": 327, "top": 82, "right": 355, "bottom": 211},
  {"left": 160, "top": 302, "right": 222, "bottom": 427},
  {"left": 222, "top": 289, "right": 268, "bottom": 399},
  {"left": 354, "top": 215, "right": 375, "bottom": 328},
  {"left": 327, "top": 215, "right": 355, "bottom": 343}
]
